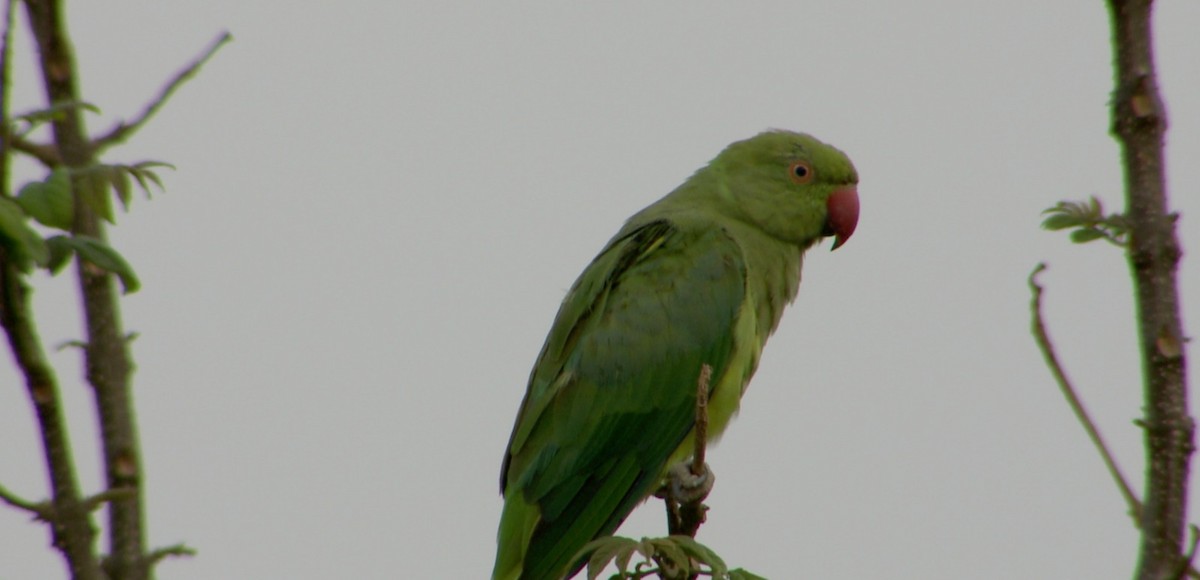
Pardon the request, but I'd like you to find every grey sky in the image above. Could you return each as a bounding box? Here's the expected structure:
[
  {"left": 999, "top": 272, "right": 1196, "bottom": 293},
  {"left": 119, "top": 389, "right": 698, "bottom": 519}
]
[{"left": 2, "top": 1, "right": 1198, "bottom": 578}]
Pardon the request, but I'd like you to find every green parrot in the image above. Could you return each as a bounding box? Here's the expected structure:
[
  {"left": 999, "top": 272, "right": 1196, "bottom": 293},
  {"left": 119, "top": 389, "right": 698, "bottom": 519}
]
[{"left": 492, "top": 130, "right": 859, "bottom": 580}]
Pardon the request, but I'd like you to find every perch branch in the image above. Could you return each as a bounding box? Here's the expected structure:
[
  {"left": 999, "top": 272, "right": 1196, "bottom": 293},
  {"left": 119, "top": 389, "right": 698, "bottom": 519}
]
[
  {"left": 691, "top": 364, "right": 712, "bottom": 477},
  {"left": 676, "top": 364, "right": 713, "bottom": 538},
  {"left": 659, "top": 364, "right": 715, "bottom": 540}
]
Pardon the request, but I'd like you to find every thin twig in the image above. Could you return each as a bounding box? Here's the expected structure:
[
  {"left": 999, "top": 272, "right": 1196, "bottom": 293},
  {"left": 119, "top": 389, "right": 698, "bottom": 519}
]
[
  {"left": 81, "top": 487, "right": 137, "bottom": 513},
  {"left": 145, "top": 542, "right": 197, "bottom": 566},
  {"left": 0, "top": 482, "right": 51, "bottom": 519},
  {"left": 92, "top": 31, "right": 232, "bottom": 153},
  {"left": 1, "top": 132, "right": 59, "bottom": 166},
  {"left": 1029, "top": 263, "right": 1143, "bottom": 523}
]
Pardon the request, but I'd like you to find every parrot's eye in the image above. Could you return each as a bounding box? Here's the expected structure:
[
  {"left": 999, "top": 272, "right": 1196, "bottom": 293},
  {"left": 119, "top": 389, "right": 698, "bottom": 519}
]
[{"left": 789, "top": 161, "right": 814, "bottom": 184}]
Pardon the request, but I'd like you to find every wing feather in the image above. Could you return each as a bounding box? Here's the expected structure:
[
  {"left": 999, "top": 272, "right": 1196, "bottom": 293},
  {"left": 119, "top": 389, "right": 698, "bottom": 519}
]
[{"left": 499, "top": 218, "right": 747, "bottom": 579}]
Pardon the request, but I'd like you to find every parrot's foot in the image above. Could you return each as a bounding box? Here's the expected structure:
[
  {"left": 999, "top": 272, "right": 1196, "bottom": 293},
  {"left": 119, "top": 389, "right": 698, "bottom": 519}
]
[
  {"left": 665, "top": 461, "right": 715, "bottom": 505},
  {"left": 655, "top": 461, "right": 715, "bottom": 537}
]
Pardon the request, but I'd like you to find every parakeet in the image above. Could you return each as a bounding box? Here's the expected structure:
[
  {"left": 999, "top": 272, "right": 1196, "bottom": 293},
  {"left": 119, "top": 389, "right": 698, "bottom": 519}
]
[{"left": 492, "top": 130, "right": 859, "bottom": 580}]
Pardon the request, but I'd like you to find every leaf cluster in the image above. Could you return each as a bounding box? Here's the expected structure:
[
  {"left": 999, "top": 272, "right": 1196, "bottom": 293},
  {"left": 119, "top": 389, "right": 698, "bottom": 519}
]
[
  {"left": 575, "top": 535, "right": 766, "bottom": 580},
  {"left": 1041, "top": 196, "right": 1129, "bottom": 246},
  {"left": 0, "top": 161, "right": 169, "bottom": 292}
]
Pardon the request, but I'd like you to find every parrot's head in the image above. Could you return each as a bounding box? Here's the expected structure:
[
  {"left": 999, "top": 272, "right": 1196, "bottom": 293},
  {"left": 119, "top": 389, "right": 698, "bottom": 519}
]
[{"left": 710, "top": 130, "right": 859, "bottom": 250}]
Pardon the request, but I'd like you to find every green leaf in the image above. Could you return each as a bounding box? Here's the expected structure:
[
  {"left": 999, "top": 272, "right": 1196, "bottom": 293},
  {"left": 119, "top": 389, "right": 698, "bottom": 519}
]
[
  {"left": 78, "top": 171, "right": 116, "bottom": 224},
  {"left": 671, "top": 536, "right": 727, "bottom": 576},
  {"left": 577, "top": 536, "right": 639, "bottom": 580},
  {"left": 100, "top": 161, "right": 173, "bottom": 209},
  {"left": 133, "top": 160, "right": 174, "bottom": 178},
  {"left": 728, "top": 569, "right": 769, "bottom": 580},
  {"left": 128, "top": 161, "right": 173, "bottom": 197},
  {"left": 44, "top": 235, "right": 76, "bottom": 274},
  {"left": 1040, "top": 213, "right": 1080, "bottom": 231},
  {"left": 112, "top": 166, "right": 133, "bottom": 210},
  {"left": 57, "top": 235, "right": 140, "bottom": 293},
  {"left": 645, "top": 538, "right": 690, "bottom": 576},
  {"left": 16, "top": 168, "right": 74, "bottom": 230},
  {"left": 0, "top": 198, "right": 50, "bottom": 270},
  {"left": 1070, "top": 228, "right": 1106, "bottom": 244},
  {"left": 613, "top": 542, "right": 638, "bottom": 576}
]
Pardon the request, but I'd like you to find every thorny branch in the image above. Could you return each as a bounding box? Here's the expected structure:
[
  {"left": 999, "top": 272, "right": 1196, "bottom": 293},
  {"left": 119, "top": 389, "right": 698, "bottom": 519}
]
[
  {"left": 1103, "top": 1, "right": 1193, "bottom": 578},
  {"left": 3, "top": 1, "right": 228, "bottom": 577},
  {"left": 1, "top": 1, "right": 103, "bottom": 576}
]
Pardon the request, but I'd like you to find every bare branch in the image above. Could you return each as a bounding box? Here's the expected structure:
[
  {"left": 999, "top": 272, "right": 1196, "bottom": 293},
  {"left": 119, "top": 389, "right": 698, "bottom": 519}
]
[
  {"left": 1028, "top": 263, "right": 1142, "bottom": 523},
  {"left": 93, "top": 31, "right": 232, "bottom": 154}
]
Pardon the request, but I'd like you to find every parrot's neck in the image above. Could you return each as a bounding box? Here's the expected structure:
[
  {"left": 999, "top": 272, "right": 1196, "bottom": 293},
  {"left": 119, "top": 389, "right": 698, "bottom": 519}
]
[{"left": 726, "top": 219, "right": 805, "bottom": 337}]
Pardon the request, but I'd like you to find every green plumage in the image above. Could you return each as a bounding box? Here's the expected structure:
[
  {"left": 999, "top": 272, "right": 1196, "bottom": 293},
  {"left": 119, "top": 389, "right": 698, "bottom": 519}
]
[{"left": 493, "top": 131, "right": 859, "bottom": 580}]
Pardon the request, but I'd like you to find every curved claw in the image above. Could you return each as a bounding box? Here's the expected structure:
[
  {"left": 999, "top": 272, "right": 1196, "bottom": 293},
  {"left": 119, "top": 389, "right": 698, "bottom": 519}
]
[{"left": 667, "top": 461, "right": 715, "bottom": 505}]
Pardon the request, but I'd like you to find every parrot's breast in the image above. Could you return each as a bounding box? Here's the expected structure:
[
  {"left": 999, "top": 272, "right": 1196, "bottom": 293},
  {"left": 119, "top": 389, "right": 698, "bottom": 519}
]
[{"left": 664, "top": 296, "right": 761, "bottom": 469}]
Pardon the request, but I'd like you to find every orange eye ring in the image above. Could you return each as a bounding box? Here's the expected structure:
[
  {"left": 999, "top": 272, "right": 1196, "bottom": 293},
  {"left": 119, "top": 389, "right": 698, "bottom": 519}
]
[{"left": 789, "top": 161, "right": 814, "bottom": 184}]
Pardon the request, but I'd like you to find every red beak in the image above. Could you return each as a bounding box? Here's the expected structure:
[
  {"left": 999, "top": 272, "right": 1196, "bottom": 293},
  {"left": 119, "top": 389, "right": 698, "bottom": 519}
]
[{"left": 825, "top": 186, "right": 859, "bottom": 250}]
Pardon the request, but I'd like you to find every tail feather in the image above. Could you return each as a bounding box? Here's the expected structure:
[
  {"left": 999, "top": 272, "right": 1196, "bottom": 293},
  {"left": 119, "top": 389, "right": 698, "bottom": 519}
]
[
  {"left": 495, "top": 457, "right": 646, "bottom": 580},
  {"left": 492, "top": 494, "right": 540, "bottom": 580}
]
